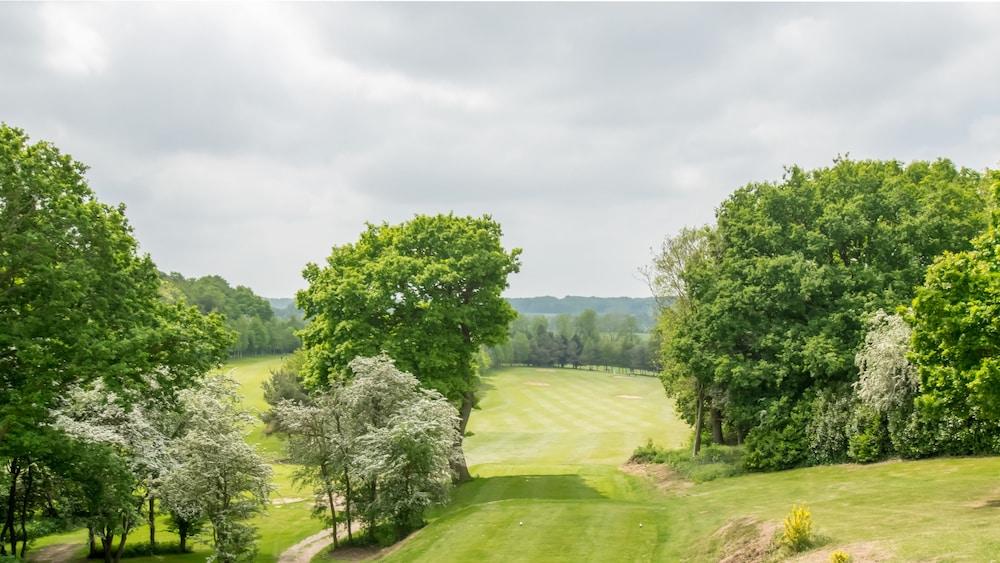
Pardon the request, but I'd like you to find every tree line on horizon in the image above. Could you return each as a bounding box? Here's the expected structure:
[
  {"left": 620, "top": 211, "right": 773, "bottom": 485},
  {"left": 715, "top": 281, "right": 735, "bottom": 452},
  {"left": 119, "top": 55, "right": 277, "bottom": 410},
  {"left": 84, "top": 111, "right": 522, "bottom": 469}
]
[
  {"left": 160, "top": 272, "right": 303, "bottom": 357},
  {"left": 486, "top": 310, "right": 657, "bottom": 373}
]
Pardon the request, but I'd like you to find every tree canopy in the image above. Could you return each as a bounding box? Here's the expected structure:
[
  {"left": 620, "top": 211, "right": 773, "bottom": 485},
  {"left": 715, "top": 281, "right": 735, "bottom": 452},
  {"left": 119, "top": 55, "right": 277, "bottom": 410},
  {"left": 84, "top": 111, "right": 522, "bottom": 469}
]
[{"left": 657, "top": 158, "right": 990, "bottom": 468}]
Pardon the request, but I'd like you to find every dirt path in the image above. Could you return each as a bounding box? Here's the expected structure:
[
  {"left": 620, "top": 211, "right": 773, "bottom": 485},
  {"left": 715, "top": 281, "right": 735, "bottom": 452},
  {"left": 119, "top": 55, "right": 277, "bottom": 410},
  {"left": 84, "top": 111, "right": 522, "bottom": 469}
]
[
  {"left": 27, "top": 543, "right": 82, "bottom": 563},
  {"left": 278, "top": 523, "right": 356, "bottom": 563}
]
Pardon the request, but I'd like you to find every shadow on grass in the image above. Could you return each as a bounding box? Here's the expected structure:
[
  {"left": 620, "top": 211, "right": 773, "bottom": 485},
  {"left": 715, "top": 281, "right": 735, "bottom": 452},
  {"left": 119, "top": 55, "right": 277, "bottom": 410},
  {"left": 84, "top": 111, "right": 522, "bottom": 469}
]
[{"left": 447, "top": 474, "right": 607, "bottom": 511}]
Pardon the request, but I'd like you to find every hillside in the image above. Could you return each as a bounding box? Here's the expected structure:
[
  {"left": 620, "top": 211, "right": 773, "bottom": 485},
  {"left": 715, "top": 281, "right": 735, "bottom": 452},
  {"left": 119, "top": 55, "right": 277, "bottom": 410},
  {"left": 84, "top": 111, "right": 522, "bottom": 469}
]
[{"left": 367, "top": 367, "right": 1000, "bottom": 562}]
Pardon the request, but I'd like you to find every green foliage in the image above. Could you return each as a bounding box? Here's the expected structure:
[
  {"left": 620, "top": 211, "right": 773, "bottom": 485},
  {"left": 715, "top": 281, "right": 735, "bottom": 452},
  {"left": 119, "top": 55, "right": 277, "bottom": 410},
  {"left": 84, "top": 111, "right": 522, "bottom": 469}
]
[
  {"left": 846, "top": 405, "right": 889, "bottom": 463},
  {"left": 488, "top": 311, "right": 655, "bottom": 372},
  {"left": 297, "top": 214, "right": 520, "bottom": 402},
  {"left": 162, "top": 272, "right": 303, "bottom": 356},
  {"left": 806, "top": 393, "right": 853, "bottom": 464},
  {"left": 630, "top": 441, "right": 744, "bottom": 482},
  {"left": 743, "top": 399, "right": 812, "bottom": 471},
  {"left": 505, "top": 296, "right": 657, "bottom": 330},
  {"left": 910, "top": 173, "right": 1000, "bottom": 422},
  {"left": 117, "top": 541, "right": 191, "bottom": 558},
  {"left": 660, "top": 158, "right": 990, "bottom": 469},
  {"left": 780, "top": 504, "right": 814, "bottom": 553},
  {"left": 160, "top": 376, "right": 271, "bottom": 563},
  {"left": 0, "top": 124, "right": 232, "bottom": 560}
]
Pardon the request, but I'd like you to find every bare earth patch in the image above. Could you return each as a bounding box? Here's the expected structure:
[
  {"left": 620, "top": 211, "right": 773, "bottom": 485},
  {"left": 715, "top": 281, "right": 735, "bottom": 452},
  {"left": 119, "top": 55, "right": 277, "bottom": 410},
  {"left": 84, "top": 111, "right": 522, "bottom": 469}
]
[
  {"left": 525, "top": 381, "right": 550, "bottom": 387},
  {"left": 616, "top": 394, "right": 642, "bottom": 400},
  {"left": 619, "top": 461, "right": 693, "bottom": 494},
  {"left": 27, "top": 543, "right": 81, "bottom": 563},
  {"left": 790, "top": 541, "right": 893, "bottom": 562},
  {"left": 713, "top": 517, "right": 779, "bottom": 563},
  {"left": 271, "top": 497, "right": 304, "bottom": 505}
]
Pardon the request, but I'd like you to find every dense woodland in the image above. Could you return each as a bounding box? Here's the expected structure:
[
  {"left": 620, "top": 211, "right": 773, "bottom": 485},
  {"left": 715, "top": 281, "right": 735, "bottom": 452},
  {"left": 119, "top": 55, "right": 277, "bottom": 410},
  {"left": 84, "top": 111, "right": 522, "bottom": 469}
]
[
  {"left": 651, "top": 159, "right": 1000, "bottom": 470},
  {"left": 161, "top": 273, "right": 303, "bottom": 357}
]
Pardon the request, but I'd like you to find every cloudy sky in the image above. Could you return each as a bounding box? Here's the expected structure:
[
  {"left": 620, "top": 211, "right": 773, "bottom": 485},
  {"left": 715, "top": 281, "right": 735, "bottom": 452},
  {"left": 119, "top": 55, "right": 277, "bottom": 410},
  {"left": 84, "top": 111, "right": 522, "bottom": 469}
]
[{"left": 3, "top": 3, "right": 999, "bottom": 298}]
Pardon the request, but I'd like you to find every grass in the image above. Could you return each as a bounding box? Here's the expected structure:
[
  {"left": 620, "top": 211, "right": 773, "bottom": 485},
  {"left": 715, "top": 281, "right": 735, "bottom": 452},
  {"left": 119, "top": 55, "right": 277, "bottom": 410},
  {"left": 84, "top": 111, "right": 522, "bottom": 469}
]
[
  {"left": 30, "top": 355, "right": 325, "bottom": 563},
  {"left": 373, "top": 367, "right": 1000, "bottom": 562}
]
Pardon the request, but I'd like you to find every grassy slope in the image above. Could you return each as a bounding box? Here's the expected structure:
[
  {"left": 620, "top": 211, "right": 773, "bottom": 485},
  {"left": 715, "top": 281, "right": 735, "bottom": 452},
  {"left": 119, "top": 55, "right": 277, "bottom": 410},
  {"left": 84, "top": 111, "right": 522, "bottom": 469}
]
[
  {"left": 32, "top": 355, "right": 325, "bottom": 563},
  {"left": 379, "top": 367, "right": 1000, "bottom": 562}
]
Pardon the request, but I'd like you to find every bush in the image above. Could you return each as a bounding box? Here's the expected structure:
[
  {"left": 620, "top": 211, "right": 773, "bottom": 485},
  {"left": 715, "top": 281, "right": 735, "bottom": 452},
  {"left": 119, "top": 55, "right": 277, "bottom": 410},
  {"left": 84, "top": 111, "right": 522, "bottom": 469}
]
[
  {"left": 830, "top": 550, "right": 852, "bottom": 562},
  {"left": 629, "top": 441, "right": 744, "bottom": 482},
  {"left": 807, "top": 393, "right": 853, "bottom": 465},
  {"left": 780, "top": 504, "right": 813, "bottom": 553},
  {"left": 846, "top": 405, "right": 889, "bottom": 463},
  {"left": 118, "top": 542, "right": 192, "bottom": 558},
  {"left": 744, "top": 398, "right": 812, "bottom": 471}
]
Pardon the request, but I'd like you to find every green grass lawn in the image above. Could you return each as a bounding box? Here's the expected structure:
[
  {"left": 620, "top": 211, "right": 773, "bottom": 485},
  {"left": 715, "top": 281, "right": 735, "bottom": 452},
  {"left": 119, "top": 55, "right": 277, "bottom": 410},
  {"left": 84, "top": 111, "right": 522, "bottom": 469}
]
[
  {"left": 377, "top": 367, "right": 1000, "bottom": 562},
  {"left": 31, "top": 355, "right": 325, "bottom": 563}
]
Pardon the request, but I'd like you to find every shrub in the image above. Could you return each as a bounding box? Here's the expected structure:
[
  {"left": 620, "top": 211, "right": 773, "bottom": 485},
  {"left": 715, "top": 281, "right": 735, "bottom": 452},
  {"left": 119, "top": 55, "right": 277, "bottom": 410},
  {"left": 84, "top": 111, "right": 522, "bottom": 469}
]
[
  {"left": 744, "top": 398, "right": 812, "bottom": 471},
  {"left": 629, "top": 441, "right": 744, "bottom": 482},
  {"left": 807, "top": 393, "right": 853, "bottom": 465},
  {"left": 830, "top": 550, "right": 852, "bottom": 563},
  {"left": 846, "top": 405, "right": 889, "bottom": 463},
  {"left": 780, "top": 504, "right": 813, "bottom": 553},
  {"left": 118, "top": 541, "right": 192, "bottom": 558}
]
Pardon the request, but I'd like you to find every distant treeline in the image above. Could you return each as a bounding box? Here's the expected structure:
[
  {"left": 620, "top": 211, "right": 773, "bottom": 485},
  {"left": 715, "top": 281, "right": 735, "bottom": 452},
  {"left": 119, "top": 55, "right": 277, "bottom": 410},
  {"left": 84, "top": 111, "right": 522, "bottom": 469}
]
[
  {"left": 266, "top": 297, "right": 301, "bottom": 319},
  {"left": 487, "top": 310, "right": 657, "bottom": 373},
  {"left": 161, "top": 272, "right": 303, "bottom": 356},
  {"left": 506, "top": 296, "right": 658, "bottom": 331}
]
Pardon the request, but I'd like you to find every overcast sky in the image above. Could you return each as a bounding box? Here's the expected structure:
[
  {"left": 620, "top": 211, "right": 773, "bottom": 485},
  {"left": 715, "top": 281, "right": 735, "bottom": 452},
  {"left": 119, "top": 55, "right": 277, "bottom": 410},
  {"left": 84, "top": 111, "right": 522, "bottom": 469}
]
[{"left": 3, "top": 3, "right": 999, "bottom": 298}]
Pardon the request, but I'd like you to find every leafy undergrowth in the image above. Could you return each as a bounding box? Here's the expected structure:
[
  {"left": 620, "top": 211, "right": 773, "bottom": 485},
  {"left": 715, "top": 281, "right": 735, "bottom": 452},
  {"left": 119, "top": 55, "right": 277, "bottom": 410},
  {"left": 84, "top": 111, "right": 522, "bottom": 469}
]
[{"left": 630, "top": 441, "right": 745, "bottom": 482}]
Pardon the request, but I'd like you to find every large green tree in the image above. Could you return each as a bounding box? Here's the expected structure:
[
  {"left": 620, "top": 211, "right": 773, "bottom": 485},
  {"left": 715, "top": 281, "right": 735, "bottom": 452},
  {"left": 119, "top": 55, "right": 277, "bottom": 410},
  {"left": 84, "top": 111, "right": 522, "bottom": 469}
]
[
  {"left": 297, "top": 214, "right": 520, "bottom": 480},
  {"left": 667, "top": 159, "right": 989, "bottom": 468},
  {"left": 0, "top": 124, "right": 232, "bottom": 556},
  {"left": 911, "top": 172, "right": 1000, "bottom": 419}
]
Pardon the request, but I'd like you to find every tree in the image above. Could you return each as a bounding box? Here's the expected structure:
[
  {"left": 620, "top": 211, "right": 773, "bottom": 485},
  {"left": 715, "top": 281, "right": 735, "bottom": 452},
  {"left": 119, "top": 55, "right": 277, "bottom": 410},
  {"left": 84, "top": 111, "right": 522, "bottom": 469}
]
[
  {"left": 274, "top": 390, "right": 357, "bottom": 547},
  {"left": 297, "top": 214, "right": 520, "bottom": 480},
  {"left": 854, "top": 310, "right": 918, "bottom": 413},
  {"left": 647, "top": 226, "right": 714, "bottom": 454},
  {"left": 342, "top": 356, "right": 459, "bottom": 540},
  {"left": 667, "top": 159, "right": 989, "bottom": 468},
  {"left": 0, "top": 124, "right": 233, "bottom": 557},
  {"left": 161, "top": 377, "right": 271, "bottom": 563},
  {"left": 911, "top": 173, "right": 1000, "bottom": 420}
]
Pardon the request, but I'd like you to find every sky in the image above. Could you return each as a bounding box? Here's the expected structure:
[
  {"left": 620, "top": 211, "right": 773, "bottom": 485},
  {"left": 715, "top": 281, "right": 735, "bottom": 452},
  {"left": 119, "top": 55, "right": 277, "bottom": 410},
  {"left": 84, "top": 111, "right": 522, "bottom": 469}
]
[{"left": 2, "top": 3, "right": 1000, "bottom": 298}]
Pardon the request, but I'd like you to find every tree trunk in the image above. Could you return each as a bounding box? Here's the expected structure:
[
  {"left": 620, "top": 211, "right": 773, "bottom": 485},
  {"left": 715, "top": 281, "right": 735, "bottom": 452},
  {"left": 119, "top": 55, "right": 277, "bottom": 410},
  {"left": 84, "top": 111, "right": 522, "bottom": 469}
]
[
  {"left": 89, "top": 527, "right": 99, "bottom": 559},
  {"left": 451, "top": 391, "right": 474, "bottom": 482},
  {"left": 101, "top": 529, "right": 114, "bottom": 563},
  {"left": 3, "top": 458, "right": 20, "bottom": 557},
  {"left": 711, "top": 407, "right": 724, "bottom": 445},
  {"left": 367, "top": 480, "right": 377, "bottom": 543},
  {"left": 148, "top": 496, "right": 156, "bottom": 550},
  {"left": 178, "top": 521, "right": 188, "bottom": 553},
  {"left": 113, "top": 526, "right": 128, "bottom": 563},
  {"left": 692, "top": 383, "right": 705, "bottom": 457},
  {"left": 320, "top": 463, "right": 338, "bottom": 550},
  {"left": 343, "top": 470, "right": 353, "bottom": 543},
  {"left": 18, "top": 462, "right": 33, "bottom": 558}
]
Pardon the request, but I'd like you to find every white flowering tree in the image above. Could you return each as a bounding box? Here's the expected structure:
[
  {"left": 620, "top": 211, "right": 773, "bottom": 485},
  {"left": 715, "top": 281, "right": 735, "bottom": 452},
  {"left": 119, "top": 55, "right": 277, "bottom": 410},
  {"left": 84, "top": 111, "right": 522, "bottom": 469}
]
[
  {"left": 273, "top": 390, "right": 357, "bottom": 547},
  {"left": 160, "top": 376, "right": 271, "bottom": 563},
  {"left": 854, "top": 310, "right": 919, "bottom": 413},
  {"left": 53, "top": 383, "right": 170, "bottom": 563},
  {"left": 343, "top": 355, "right": 461, "bottom": 541}
]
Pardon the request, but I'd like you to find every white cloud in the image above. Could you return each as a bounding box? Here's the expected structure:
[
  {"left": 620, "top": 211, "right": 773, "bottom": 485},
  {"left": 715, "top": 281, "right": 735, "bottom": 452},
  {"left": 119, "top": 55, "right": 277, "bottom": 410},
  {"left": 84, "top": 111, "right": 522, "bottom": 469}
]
[
  {"left": 3, "top": 3, "right": 1000, "bottom": 297},
  {"left": 40, "top": 4, "right": 109, "bottom": 76}
]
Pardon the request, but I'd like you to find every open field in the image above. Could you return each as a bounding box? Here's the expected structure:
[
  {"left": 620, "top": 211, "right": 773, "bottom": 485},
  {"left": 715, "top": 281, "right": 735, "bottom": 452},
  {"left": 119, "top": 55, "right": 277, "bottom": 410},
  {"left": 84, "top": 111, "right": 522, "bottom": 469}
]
[{"left": 364, "top": 367, "right": 1000, "bottom": 562}]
